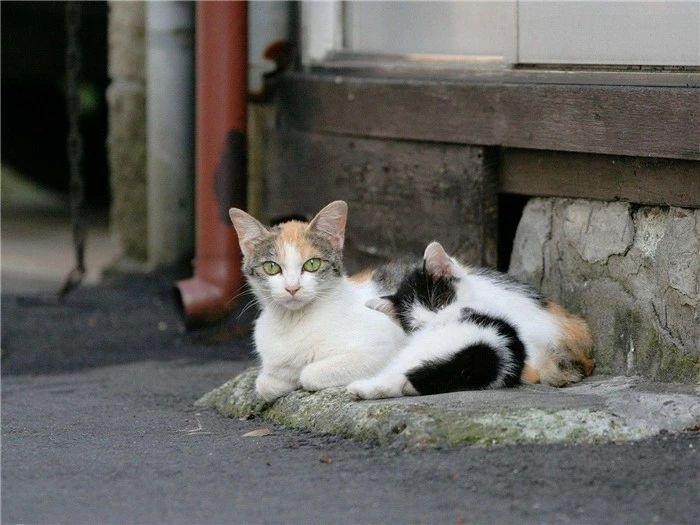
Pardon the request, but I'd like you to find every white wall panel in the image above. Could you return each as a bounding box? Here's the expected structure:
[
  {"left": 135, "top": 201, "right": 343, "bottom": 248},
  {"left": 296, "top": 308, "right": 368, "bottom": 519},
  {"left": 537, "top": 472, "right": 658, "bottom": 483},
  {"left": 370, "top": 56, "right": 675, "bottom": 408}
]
[
  {"left": 518, "top": 1, "right": 700, "bottom": 65},
  {"left": 345, "top": 1, "right": 517, "bottom": 62},
  {"left": 301, "top": 0, "right": 343, "bottom": 64}
]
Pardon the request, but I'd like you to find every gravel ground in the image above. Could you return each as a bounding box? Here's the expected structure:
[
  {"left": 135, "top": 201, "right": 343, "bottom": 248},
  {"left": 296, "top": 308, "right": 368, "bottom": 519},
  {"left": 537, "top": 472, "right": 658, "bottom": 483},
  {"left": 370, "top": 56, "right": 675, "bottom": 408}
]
[{"left": 2, "top": 275, "right": 699, "bottom": 524}]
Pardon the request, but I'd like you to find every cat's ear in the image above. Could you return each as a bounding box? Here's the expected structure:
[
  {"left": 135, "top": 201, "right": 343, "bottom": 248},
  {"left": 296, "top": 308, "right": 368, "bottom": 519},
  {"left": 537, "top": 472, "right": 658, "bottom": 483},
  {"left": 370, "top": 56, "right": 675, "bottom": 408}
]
[
  {"left": 229, "top": 208, "right": 269, "bottom": 258},
  {"left": 307, "top": 200, "right": 348, "bottom": 250},
  {"left": 365, "top": 297, "right": 399, "bottom": 323},
  {"left": 424, "top": 241, "right": 454, "bottom": 278}
]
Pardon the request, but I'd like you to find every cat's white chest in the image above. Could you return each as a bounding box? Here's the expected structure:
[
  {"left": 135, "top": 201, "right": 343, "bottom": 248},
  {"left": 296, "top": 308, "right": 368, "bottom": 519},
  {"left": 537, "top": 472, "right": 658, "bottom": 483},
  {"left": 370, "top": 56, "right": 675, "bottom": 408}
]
[
  {"left": 254, "top": 308, "right": 334, "bottom": 368},
  {"left": 253, "top": 279, "right": 405, "bottom": 374}
]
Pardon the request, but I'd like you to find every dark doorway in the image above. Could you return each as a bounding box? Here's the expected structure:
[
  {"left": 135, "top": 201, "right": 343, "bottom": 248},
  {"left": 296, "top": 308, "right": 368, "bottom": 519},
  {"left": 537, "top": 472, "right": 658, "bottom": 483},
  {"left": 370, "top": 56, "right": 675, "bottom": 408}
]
[
  {"left": 1, "top": 1, "right": 110, "bottom": 207},
  {"left": 497, "top": 193, "right": 529, "bottom": 272}
]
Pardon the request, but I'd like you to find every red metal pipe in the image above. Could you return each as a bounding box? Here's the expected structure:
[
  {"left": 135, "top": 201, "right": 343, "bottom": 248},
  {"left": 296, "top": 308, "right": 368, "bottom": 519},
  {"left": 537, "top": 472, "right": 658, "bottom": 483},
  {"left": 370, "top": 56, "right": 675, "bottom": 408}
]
[{"left": 176, "top": 1, "right": 247, "bottom": 326}]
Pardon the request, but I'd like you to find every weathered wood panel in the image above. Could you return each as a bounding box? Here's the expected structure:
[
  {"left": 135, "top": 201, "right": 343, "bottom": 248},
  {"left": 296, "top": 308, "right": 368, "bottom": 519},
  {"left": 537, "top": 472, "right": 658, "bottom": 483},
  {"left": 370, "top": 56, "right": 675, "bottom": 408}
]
[
  {"left": 278, "top": 73, "right": 700, "bottom": 160},
  {"left": 266, "top": 129, "right": 498, "bottom": 270},
  {"left": 499, "top": 149, "right": 700, "bottom": 208}
]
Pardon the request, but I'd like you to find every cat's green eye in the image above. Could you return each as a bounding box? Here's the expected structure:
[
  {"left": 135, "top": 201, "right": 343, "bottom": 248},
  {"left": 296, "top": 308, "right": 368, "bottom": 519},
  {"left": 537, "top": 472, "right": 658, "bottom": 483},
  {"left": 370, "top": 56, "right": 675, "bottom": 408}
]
[
  {"left": 303, "top": 258, "right": 322, "bottom": 272},
  {"left": 262, "top": 261, "right": 282, "bottom": 275}
]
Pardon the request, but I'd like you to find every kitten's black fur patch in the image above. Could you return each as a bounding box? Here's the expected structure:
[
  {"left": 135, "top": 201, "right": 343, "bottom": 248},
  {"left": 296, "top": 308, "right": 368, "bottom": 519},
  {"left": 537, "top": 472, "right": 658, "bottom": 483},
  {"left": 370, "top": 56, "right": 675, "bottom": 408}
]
[
  {"left": 386, "top": 264, "right": 457, "bottom": 332},
  {"left": 405, "top": 309, "right": 526, "bottom": 394},
  {"left": 406, "top": 343, "right": 500, "bottom": 394},
  {"left": 459, "top": 308, "right": 526, "bottom": 387}
]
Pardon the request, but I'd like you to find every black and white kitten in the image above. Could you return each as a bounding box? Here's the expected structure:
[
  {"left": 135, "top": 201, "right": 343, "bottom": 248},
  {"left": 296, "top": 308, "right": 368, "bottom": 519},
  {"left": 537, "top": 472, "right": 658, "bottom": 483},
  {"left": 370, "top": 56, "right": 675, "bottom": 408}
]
[{"left": 348, "top": 242, "right": 594, "bottom": 399}]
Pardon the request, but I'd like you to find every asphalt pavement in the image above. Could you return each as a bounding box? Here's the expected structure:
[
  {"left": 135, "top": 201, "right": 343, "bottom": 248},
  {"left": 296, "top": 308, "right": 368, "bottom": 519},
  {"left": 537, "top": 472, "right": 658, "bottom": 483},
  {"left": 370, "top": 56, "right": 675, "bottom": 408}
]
[{"left": 2, "top": 275, "right": 699, "bottom": 524}]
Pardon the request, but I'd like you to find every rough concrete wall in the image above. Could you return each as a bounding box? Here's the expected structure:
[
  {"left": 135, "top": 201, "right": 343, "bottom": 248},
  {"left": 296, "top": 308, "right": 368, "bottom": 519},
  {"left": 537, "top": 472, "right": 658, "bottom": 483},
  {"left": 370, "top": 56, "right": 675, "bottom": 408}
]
[
  {"left": 510, "top": 198, "right": 699, "bottom": 383},
  {"left": 107, "top": 1, "right": 147, "bottom": 262}
]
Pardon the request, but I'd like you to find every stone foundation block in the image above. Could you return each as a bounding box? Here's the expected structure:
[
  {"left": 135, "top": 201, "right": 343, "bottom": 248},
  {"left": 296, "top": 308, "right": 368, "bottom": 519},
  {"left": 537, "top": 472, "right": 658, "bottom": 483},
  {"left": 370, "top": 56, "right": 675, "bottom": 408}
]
[{"left": 510, "top": 198, "right": 699, "bottom": 383}]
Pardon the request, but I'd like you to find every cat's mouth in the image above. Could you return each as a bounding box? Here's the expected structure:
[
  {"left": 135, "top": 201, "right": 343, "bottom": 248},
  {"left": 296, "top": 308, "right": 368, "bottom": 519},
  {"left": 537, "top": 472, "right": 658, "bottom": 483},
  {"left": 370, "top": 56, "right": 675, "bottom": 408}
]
[{"left": 278, "top": 296, "right": 308, "bottom": 311}]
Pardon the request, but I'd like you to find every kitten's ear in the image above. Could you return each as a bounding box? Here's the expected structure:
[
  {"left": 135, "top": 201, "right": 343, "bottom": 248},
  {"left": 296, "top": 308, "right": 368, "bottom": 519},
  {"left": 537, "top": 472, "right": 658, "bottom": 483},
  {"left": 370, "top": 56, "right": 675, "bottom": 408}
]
[
  {"left": 229, "top": 208, "right": 269, "bottom": 258},
  {"left": 365, "top": 297, "right": 399, "bottom": 323},
  {"left": 307, "top": 200, "right": 348, "bottom": 250},
  {"left": 424, "top": 241, "right": 454, "bottom": 278}
]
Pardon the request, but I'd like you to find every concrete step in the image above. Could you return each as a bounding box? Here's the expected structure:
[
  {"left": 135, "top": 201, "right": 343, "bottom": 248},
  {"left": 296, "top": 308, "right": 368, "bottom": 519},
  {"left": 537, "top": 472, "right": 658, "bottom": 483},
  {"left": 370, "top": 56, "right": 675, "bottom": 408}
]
[{"left": 197, "top": 368, "right": 700, "bottom": 449}]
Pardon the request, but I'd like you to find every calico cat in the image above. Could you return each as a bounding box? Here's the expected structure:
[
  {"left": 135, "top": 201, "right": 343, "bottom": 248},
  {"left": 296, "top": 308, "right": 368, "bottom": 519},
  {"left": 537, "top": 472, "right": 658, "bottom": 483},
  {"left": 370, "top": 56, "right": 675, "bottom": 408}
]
[
  {"left": 347, "top": 241, "right": 594, "bottom": 399},
  {"left": 229, "top": 201, "right": 406, "bottom": 401}
]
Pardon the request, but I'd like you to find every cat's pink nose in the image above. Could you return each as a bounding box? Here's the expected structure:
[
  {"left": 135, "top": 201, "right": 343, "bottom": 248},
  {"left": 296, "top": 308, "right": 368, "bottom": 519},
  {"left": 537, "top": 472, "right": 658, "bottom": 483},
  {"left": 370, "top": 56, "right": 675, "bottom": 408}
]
[{"left": 285, "top": 285, "right": 301, "bottom": 296}]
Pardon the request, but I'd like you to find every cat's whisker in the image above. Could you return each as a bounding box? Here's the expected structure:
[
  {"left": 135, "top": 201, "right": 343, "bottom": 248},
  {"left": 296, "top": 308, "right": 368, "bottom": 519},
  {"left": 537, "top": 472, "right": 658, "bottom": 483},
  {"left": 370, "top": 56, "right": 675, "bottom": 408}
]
[
  {"left": 226, "top": 285, "right": 256, "bottom": 306},
  {"left": 236, "top": 297, "right": 261, "bottom": 320}
]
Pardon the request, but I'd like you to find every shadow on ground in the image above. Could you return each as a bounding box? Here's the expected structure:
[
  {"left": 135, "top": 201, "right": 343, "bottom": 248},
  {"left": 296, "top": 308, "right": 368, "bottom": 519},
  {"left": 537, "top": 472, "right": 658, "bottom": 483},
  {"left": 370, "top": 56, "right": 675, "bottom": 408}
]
[{"left": 1, "top": 272, "right": 256, "bottom": 375}]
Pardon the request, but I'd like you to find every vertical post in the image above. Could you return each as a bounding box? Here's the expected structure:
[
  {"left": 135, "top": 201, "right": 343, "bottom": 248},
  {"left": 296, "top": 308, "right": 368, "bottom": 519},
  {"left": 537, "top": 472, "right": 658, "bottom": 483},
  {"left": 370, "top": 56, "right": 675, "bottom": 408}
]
[
  {"left": 107, "top": 1, "right": 148, "bottom": 264},
  {"left": 146, "top": 1, "right": 195, "bottom": 268},
  {"left": 300, "top": 0, "right": 343, "bottom": 64},
  {"left": 175, "top": 1, "right": 247, "bottom": 326}
]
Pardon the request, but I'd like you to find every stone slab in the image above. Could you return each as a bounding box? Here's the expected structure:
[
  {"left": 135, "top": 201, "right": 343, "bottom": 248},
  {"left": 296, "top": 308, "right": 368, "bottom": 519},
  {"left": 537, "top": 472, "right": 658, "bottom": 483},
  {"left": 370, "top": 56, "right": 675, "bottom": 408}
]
[
  {"left": 509, "top": 198, "right": 700, "bottom": 383},
  {"left": 197, "top": 368, "right": 700, "bottom": 449}
]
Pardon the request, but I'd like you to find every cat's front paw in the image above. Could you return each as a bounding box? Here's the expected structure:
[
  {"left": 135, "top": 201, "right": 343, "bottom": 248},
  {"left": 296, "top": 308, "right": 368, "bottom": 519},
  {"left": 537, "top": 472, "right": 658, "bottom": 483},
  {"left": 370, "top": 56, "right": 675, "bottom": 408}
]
[
  {"left": 347, "top": 377, "right": 404, "bottom": 400},
  {"left": 299, "top": 365, "right": 328, "bottom": 392},
  {"left": 299, "top": 363, "right": 346, "bottom": 392},
  {"left": 255, "top": 373, "right": 297, "bottom": 402}
]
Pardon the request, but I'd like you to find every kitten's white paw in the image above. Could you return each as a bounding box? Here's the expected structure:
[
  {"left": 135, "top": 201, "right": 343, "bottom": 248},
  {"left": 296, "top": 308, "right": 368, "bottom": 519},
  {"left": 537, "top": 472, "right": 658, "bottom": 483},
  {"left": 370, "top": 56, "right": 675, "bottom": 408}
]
[
  {"left": 347, "top": 376, "right": 405, "bottom": 400},
  {"left": 346, "top": 379, "right": 378, "bottom": 399},
  {"left": 255, "top": 373, "right": 297, "bottom": 402}
]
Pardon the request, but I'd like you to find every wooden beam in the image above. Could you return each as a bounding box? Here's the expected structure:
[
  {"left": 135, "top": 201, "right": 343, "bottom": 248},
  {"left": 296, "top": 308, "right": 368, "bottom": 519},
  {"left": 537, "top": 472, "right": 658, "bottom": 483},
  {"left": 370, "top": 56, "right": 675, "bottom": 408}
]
[
  {"left": 278, "top": 72, "right": 700, "bottom": 160},
  {"left": 499, "top": 149, "right": 700, "bottom": 208},
  {"left": 318, "top": 54, "right": 700, "bottom": 87}
]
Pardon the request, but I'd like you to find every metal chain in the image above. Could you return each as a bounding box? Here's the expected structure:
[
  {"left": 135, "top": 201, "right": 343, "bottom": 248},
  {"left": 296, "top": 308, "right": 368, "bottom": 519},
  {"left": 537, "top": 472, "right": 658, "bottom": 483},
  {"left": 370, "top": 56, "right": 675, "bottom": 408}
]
[{"left": 59, "top": 1, "right": 86, "bottom": 299}]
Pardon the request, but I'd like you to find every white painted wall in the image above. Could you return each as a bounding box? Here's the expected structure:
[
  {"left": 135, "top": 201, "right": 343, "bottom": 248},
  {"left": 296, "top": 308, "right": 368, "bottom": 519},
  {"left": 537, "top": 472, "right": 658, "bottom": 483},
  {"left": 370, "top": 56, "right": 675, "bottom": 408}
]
[
  {"left": 518, "top": 1, "right": 700, "bottom": 65},
  {"left": 301, "top": 0, "right": 700, "bottom": 67},
  {"left": 345, "top": 1, "right": 517, "bottom": 62},
  {"left": 301, "top": 0, "right": 343, "bottom": 64},
  {"left": 249, "top": 1, "right": 289, "bottom": 93}
]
